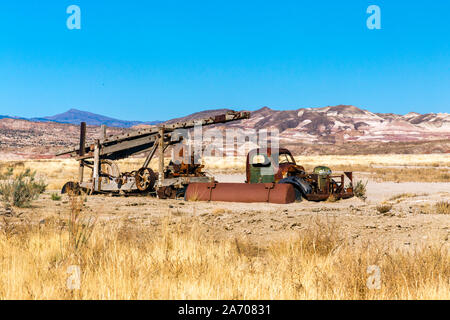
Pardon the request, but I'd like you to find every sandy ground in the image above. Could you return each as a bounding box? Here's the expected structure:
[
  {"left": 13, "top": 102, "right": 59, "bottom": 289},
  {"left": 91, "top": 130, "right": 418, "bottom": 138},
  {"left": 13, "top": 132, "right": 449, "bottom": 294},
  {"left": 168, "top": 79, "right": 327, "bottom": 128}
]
[{"left": 2, "top": 174, "right": 448, "bottom": 251}]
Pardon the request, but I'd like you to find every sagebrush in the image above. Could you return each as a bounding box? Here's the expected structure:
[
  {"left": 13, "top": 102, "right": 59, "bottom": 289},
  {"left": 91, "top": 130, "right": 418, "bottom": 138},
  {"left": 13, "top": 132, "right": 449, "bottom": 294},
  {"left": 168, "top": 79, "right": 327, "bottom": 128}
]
[
  {"left": 0, "top": 168, "right": 46, "bottom": 208},
  {"left": 353, "top": 180, "right": 368, "bottom": 201}
]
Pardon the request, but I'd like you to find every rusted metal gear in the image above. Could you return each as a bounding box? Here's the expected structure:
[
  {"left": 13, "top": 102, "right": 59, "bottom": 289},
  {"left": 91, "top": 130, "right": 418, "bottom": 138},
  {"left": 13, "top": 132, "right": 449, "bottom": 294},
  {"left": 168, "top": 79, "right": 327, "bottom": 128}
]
[
  {"left": 157, "top": 186, "right": 177, "bottom": 199},
  {"left": 135, "top": 168, "right": 156, "bottom": 191}
]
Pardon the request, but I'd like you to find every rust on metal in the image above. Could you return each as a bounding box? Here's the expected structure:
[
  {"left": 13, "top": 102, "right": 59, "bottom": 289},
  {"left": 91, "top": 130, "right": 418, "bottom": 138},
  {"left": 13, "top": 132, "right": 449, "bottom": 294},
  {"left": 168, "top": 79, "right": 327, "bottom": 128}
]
[
  {"left": 58, "top": 109, "right": 354, "bottom": 203},
  {"left": 185, "top": 182, "right": 296, "bottom": 204},
  {"left": 243, "top": 147, "right": 354, "bottom": 201}
]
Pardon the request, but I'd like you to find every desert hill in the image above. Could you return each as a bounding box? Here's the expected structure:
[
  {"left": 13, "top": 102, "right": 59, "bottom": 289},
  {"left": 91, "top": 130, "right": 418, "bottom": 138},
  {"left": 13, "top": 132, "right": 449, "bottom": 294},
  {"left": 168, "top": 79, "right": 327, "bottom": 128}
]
[
  {"left": 160, "top": 105, "right": 449, "bottom": 144},
  {"left": 0, "top": 105, "right": 448, "bottom": 158},
  {"left": 0, "top": 109, "right": 162, "bottom": 128}
]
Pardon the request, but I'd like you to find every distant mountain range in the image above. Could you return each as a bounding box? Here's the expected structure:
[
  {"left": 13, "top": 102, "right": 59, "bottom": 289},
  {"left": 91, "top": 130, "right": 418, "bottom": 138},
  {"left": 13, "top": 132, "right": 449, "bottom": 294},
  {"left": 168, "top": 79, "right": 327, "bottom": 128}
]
[
  {"left": 0, "top": 108, "right": 162, "bottom": 128},
  {"left": 0, "top": 105, "right": 449, "bottom": 158},
  {"left": 163, "top": 105, "right": 450, "bottom": 144}
]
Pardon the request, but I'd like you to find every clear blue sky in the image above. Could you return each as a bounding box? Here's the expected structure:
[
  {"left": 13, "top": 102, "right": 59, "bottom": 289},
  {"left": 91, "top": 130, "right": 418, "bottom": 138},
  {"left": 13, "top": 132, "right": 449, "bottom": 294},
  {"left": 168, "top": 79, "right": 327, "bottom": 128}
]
[{"left": 0, "top": 1, "right": 448, "bottom": 121}]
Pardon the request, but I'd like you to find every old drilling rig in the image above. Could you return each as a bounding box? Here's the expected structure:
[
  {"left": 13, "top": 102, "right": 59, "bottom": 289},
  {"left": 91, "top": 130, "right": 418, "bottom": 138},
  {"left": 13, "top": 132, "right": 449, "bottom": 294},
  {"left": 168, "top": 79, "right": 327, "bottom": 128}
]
[{"left": 56, "top": 110, "right": 250, "bottom": 198}]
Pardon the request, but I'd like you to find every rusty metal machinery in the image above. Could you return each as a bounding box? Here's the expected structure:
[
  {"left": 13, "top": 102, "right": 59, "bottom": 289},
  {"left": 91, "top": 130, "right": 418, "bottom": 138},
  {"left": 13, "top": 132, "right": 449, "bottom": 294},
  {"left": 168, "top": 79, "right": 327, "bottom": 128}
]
[
  {"left": 185, "top": 182, "right": 296, "bottom": 204},
  {"left": 244, "top": 148, "right": 354, "bottom": 201},
  {"left": 57, "top": 110, "right": 353, "bottom": 203},
  {"left": 185, "top": 147, "right": 354, "bottom": 203},
  {"left": 56, "top": 111, "right": 250, "bottom": 196},
  {"left": 135, "top": 168, "right": 157, "bottom": 192}
]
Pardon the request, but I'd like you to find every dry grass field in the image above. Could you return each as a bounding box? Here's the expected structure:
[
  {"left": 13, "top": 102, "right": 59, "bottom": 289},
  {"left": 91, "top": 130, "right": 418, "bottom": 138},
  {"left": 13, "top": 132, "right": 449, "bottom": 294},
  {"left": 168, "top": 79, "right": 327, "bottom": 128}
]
[
  {"left": 0, "top": 153, "right": 449, "bottom": 299},
  {"left": 0, "top": 213, "right": 448, "bottom": 299}
]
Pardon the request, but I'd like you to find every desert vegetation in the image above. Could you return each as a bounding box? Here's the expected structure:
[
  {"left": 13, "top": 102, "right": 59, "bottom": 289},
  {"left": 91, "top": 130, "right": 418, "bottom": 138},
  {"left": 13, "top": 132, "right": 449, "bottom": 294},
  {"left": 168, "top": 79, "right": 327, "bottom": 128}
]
[
  {"left": 388, "top": 193, "right": 428, "bottom": 202},
  {"left": 353, "top": 180, "right": 368, "bottom": 201},
  {"left": 0, "top": 200, "right": 448, "bottom": 299},
  {"left": 0, "top": 168, "right": 46, "bottom": 208},
  {"left": 417, "top": 201, "right": 450, "bottom": 215},
  {"left": 0, "top": 154, "right": 448, "bottom": 299},
  {"left": 376, "top": 204, "right": 393, "bottom": 214}
]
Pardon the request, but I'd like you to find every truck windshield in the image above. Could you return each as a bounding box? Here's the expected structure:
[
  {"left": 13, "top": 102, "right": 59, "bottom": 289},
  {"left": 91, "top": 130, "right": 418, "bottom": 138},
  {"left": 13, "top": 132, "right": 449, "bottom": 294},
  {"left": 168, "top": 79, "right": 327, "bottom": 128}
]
[
  {"left": 278, "top": 153, "right": 295, "bottom": 164},
  {"left": 251, "top": 154, "right": 271, "bottom": 167}
]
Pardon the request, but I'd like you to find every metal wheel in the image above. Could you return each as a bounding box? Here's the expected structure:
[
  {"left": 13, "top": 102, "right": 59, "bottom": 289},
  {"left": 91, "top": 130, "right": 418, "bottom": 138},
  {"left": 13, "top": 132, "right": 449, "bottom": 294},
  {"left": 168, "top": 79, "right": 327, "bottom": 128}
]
[
  {"left": 61, "top": 181, "right": 81, "bottom": 195},
  {"left": 135, "top": 168, "right": 156, "bottom": 191}
]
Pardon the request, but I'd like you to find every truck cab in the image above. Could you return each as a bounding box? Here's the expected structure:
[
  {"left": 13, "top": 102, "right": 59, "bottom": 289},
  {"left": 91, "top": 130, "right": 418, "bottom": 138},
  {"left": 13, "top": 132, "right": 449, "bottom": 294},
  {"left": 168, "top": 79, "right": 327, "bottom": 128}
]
[{"left": 245, "top": 148, "right": 305, "bottom": 183}]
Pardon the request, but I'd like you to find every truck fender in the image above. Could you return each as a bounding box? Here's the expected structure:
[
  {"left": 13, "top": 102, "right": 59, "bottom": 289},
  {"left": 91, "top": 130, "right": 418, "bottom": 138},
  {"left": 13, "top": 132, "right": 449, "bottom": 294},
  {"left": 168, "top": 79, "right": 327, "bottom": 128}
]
[{"left": 278, "top": 176, "right": 312, "bottom": 200}]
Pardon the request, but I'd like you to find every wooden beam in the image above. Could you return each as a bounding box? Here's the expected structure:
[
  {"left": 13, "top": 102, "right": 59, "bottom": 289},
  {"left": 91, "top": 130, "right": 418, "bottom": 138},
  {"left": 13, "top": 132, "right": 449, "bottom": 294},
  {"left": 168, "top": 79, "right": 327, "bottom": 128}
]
[
  {"left": 93, "top": 140, "right": 100, "bottom": 192},
  {"left": 56, "top": 111, "right": 250, "bottom": 156},
  {"left": 101, "top": 135, "right": 157, "bottom": 156},
  {"left": 142, "top": 142, "right": 158, "bottom": 169},
  {"left": 158, "top": 127, "right": 164, "bottom": 187},
  {"left": 100, "top": 124, "right": 106, "bottom": 140},
  {"left": 78, "top": 122, "right": 86, "bottom": 183}
]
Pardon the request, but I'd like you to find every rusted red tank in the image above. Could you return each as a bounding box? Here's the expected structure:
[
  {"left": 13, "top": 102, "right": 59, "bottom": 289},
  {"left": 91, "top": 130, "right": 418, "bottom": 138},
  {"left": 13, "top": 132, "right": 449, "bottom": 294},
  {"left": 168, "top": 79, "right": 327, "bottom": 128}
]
[{"left": 185, "top": 182, "right": 296, "bottom": 204}]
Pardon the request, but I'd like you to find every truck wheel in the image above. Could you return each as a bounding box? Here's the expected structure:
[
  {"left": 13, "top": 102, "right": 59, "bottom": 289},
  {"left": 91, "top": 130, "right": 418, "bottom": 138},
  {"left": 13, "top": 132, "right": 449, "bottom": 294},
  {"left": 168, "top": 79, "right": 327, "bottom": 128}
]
[
  {"left": 176, "top": 185, "right": 188, "bottom": 198},
  {"left": 293, "top": 187, "right": 303, "bottom": 201},
  {"left": 279, "top": 177, "right": 311, "bottom": 201}
]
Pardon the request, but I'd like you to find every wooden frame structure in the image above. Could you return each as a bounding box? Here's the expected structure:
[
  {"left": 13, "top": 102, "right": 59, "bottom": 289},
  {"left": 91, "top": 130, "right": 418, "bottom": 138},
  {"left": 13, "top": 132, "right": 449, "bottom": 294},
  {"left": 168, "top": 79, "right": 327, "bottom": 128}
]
[{"left": 56, "top": 111, "right": 250, "bottom": 195}]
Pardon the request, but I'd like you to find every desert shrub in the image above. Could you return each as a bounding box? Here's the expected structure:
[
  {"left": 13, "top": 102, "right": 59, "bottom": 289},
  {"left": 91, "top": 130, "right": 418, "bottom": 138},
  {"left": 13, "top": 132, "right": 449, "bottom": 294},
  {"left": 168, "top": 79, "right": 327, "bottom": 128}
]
[
  {"left": 376, "top": 204, "right": 392, "bottom": 214},
  {"left": 353, "top": 180, "right": 368, "bottom": 201},
  {"left": 50, "top": 192, "right": 61, "bottom": 201},
  {"left": 0, "top": 167, "right": 13, "bottom": 180},
  {"left": 417, "top": 201, "right": 449, "bottom": 215},
  {"left": 0, "top": 168, "right": 46, "bottom": 208},
  {"left": 435, "top": 201, "right": 449, "bottom": 214}
]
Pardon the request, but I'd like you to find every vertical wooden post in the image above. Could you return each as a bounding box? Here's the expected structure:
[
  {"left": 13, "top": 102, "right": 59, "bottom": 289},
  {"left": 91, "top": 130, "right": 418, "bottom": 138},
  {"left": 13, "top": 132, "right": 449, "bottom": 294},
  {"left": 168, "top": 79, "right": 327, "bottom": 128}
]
[
  {"left": 93, "top": 140, "right": 100, "bottom": 192},
  {"left": 100, "top": 124, "right": 106, "bottom": 140},
  {"left": 158, "top": 127, "right": 164, "bottom": 187},
  {"left": 78, "top": 162, "right": 84, "bottom": 184},
  {"left": 92, "top": 125, "right": 106, "bottom": 192},
  {"left": 78, "top": 122, "right": 86, "bottom": 183}
]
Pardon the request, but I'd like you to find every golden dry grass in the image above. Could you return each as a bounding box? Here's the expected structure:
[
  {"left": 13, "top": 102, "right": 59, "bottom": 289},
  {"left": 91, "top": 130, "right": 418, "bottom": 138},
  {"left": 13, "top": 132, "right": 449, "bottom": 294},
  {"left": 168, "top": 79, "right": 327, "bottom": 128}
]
[
  {"left": 418, "top": 201, "right": 450, "bottom": 215},
  {"left": 0, "top": 208, "right": 448, "bottom": 300},
  {"left": 365, "top": 167, "right": 449, "bottom": 183},
  {"left": 0, "top": 154, "right": 448, "bottom": 299},
  {"left": 435, "top": 201, "right": 450, "bottom": 214},
  {"left": 294, "top": 154, "right": 450, "bottom": 168},
  {"left": 388, "top": 193, "right": 428, "bottom": 201}
]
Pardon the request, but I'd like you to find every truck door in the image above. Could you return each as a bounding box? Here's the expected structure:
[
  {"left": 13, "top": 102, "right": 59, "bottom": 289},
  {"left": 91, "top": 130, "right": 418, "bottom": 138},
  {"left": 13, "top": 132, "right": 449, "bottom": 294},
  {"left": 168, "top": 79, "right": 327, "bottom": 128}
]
[{"left": 249, "top": 153, "right": 275, "bottom": 183}]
